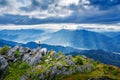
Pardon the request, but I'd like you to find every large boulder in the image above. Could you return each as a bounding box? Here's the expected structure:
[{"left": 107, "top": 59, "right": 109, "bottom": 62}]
[
  {"left": 36, "top": 48, "right": 47, "bottom": 56},
  {"left": 0, "top": 55, "right": 8, "bottom": 79},
  {"left": 6, "top": 46, "right": 31, "bottom": 62},
  {"left": 19, "top": 47, "right": 31, "bottom": 55},
  {"left": 22, "top": 48, "right": 48, "bottom": 65}
]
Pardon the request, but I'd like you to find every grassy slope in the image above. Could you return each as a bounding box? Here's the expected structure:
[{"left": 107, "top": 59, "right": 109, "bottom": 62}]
[{"left": 63, "top": 64, "right": 120, "bottom": 80}]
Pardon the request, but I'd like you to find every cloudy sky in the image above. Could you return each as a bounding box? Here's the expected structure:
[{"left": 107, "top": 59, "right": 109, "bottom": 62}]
[{"left": 0, "top": 0, "right": 120, "bottom": 30}]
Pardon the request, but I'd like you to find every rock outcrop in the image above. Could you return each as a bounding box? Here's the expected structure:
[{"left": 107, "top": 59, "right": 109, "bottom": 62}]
[
  {"left": 5, "top": 46, "right": 48, "bottom": 65},
  {"left": 1, "top": 45, "right": 118, "bottom": 80}
]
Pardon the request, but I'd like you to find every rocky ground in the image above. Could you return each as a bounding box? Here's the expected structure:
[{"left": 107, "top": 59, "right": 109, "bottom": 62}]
[{"left": 0, "top": 46, "right": 120, "bottom": 80}]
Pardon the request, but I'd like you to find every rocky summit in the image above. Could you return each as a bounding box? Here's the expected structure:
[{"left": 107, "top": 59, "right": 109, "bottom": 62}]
[{"left": 0, "top": 45, "right": 120, "bottom": 80}]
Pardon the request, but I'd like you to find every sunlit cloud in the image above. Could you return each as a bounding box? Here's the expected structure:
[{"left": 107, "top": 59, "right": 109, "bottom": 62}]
[{"left": 0, "top": 23, "right": 120, "bottom": 31}]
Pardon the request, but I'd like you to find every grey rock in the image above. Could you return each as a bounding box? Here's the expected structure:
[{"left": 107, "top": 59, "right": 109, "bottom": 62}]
[
  {"left": 19, "top": 47, "right": 28, "bottom": 56},
  {"left": 6, "top": 45, "right": 21, "bottom": 61},
  {"left": 7, "top": 45, "right": 20, "bottom": 57},
  {"left": 84, "top": 63, "right": 93, "bottom": 72},
  {"left": 62, "top": 71, "right": 70, "bottom": 75},
  {"left": 39, "top": 73, "right": 44, "bottom": 80},
  {"left": 66, "top": 60, "right": 75, "bottom": 66},
  {"left": 56, "top": 70, "right": 62, "bottom": 75},
  {"left": 40, "top": 48, "right": 47, "bottom": 56},
  {"left": 52, "top": 65, "right": 57, "bottom": 73},
  {"left": 19, "top": 47, "right": 25, "bottom": 53},
  {"left": 0, "top": 55, "right": 8, "bottom": 79},
  {"left": 62, "top": 67, "right": 66, "bottom": 72},
  {"left": 65, "top": 55, "right": 72, "bottom": 60},
  {"left": 22, "top": 48, "right": 47, "bottom": 65},
  {"left": 49, "top": 71, "right": 56, "bottom": 80},
  {"left": 57, "top": 55, "right": 63, "bottom": 60},
  {"left": 22, "top": 47, "right": 31, "bottom": 53},
  {"left": 81, "top": 55, "right": 87, "bottom": 59},
  {"left": 45, "top": 69, "right": 50, "bottom": 75},
  {"left": 57, "top": 62, "right": 63, "bottom": 68},
  {"left": 0, "top": 56, "right": 8, "bottom": 71},
  {"left": 20, "top": 76, "right": 27, "bottom": 80},
  {"left": 76, "top": 66, "right": 84, "bottom": 72}
]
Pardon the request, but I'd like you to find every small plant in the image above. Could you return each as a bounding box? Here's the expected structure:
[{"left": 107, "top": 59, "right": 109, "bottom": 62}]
[
  {"left": 93, "top": 61, "right": 99, "bottom": 67},
  {"left": 14, "top": 50, "right": 20, "bottom": 58},
  {"left": 19, "top": 62, "right": 30, "bottom": 69},
  {"left": 103, "top": 65, "right": 110, "bottom": 74},
  {"left": 57, "top": 52, "right": 64, "bottom": 56},
  {"left": 111, "top": 69, "right": 119, "bottom": 75},
  {"left": 103, "top": 65, "right": 109, "bottom": 71},
  {"left": 75, "top": 56, "right": 83, "bottom": 65},
  {"left": 0, "top": 45, "right": 9, "bottom": 55}
]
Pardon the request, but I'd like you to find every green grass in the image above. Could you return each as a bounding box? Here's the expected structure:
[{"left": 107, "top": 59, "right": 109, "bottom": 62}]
[
  {"left": 0, "top": 45, "right": 9, "bottom": 55},
  {"left": 4, "top": 60, "right": 31, "bottom": 80},
  {"left": 62, "top": 64, "right": 120, "bottom": 80},
  {"left": 14, "top": 50, "right": 20, "bottom": 58}
]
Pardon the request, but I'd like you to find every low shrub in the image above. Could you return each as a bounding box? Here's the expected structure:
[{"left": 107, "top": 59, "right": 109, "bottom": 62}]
[
  {"left": 111, "top": 69, "right": 119, "bottom": 75},
  {"left": 0, "top": 45, "right": 9, "bottom": 55},
  {"left": 75, "top": 56, "right": 84, "bottom": 65},
  {"left": 14, "top": 50, "right": 20, "bottom": 58},
  {"left": 19, "top": 62, "right": 30, "bottom": 69}
]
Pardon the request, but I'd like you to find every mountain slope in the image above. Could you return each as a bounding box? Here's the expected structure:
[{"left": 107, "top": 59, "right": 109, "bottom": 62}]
[
  {"left": 110, "top": 35, "right": 120, "bottom": 48},
  {"left": 0, "top": 39, "right": 20, "bottom": 47},
  {"left": 0, "top": 39, "right": 78, "bottom": 53},
  {"left": 0, "top": 29, "right": 44, "bottom": 42},
  {"left": 22, "top": 42, "right": 79, "bottom": 53},
  {"left": 44, "top": 29, "right": 119, "bottom": 52},
  {"left": 67, "top": 49, "right": 120, "bottom": 67}
]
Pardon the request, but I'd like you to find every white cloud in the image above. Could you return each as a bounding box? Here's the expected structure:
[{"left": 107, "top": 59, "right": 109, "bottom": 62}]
[
  {"left": 0, "top": 0, "right": 74, "bottom": 19},
  {"left": 0, "top": 23, "right": 120, "bottom": 32},
  {"left": 0, "top": 0, "right": 93, "bottom": 19},
  {"left": 59, "top": 0, "right": 79, "bottom": 6}
]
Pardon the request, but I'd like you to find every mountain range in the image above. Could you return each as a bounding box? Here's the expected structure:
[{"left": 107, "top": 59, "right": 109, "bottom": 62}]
[
  {"left": 44, "top": 29, "right": 120, "bottom": 52},
  {"left": 0, "top": 39, "right": 78, "bottom": 53},
  {"left": 0, "top": 29, "right": 120, "bottom": 52}
]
